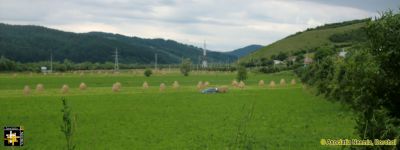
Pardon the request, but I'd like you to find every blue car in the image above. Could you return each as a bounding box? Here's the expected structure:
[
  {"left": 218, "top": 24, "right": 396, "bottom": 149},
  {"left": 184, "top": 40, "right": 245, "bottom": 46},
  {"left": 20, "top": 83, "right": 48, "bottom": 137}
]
[{"left": 201, "top": 87, "right": 218, "bottom": 94}]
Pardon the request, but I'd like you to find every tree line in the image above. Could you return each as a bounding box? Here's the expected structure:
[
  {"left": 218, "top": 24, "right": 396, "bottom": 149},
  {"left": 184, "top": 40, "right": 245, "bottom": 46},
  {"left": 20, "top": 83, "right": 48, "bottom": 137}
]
[{"left": 295, "top": 10, "right": 399, "bottom": 149}]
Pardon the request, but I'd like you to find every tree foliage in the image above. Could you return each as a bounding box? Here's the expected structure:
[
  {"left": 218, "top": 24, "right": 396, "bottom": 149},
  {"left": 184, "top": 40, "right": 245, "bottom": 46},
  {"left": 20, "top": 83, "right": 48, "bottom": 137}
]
[
  {"left": 144, "top": 68, "right": 152, "bottom": 77},
  {"left": 296, "top": 10, "right": 400, "bottom": 149},
  {"left": 180, "top": 58, "right": 191, "bottom": 76},
  {"left": 236, "top": 66, "right": 248, "bottom": 81}
]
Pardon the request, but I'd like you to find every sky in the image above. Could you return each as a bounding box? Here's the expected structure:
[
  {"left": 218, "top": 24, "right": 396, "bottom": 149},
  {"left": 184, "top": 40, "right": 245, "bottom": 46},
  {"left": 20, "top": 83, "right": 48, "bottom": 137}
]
[{"left": 0, "top": 0, "right": 398, "bottom": 52}]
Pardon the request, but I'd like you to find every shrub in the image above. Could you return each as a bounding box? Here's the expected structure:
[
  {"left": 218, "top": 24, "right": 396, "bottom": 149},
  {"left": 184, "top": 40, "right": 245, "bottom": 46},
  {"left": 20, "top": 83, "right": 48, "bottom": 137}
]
[
  {"left": 144, "top": 68, "right": 152, "bottom": 77},
  {"left": 180, "top": 58, "right": 191, "bottom": 76},
  {"left": 236, "top": 66, "right": 247, "bottom": 81}
]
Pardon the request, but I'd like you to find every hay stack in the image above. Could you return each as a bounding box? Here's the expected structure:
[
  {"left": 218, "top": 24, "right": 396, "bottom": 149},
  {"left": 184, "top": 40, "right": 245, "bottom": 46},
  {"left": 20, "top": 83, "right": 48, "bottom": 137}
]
[
  {"left": 112, "top": 82, "right": 121, "bottom": 92},
  {"left": 269, "top": 81, "right": 276, "bottom": 88},
  {"left": 217, "top": 86, "right": 228, "bottom": 93},
  {"left": 258, "top": 80, "right": 265, "bottom": 87},
  {"left": 280, "top": 79, "right": 286, "bottom": 86},
  {"left": 232, "top": 80, "right": 238, "bottom": 87},
  {"left": 238, "top": 81, "right": 245, "bottom": 89},
  {"left": 197, "top": 81, "right": 204, "bottom": 90},
  {"left": 172, "top": 81, "right": 179, "bottom": 89},
  {"left": 61, "top": 84, "right": 69, "bottom": 94},
  {"left": 291, "top": 79, "right": 296, "bottom": 85},
  {"left": 36, "top": 84, "right": 44, "bottom": 92},
  {"left": 204, "top": 81, "right": 210, "bottom": 87},
  {"left": 79, "top": 82, "right": 87, "bottom": 90},
  {"left": 12, "top": 73, "right": 17, "bottom": 78},
  {"left": 159, "top": 83, "right": 166, "bottom": 91},
  {"left": 142, "top": 81, "right": 149, "bottom": 89},
  {"left": 23, "top": 85, "right": 31, "bottom": 95}
]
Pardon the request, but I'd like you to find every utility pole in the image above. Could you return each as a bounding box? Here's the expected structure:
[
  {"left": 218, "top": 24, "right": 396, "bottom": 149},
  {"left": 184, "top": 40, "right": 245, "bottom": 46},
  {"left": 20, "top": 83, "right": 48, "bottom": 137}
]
[
  {"left": 154, "top": 53, "right": 158, "bottom": 70},
  {"left": 50, "top": 50, "right": 53, "bottom": 73},
  {"left": 114, "top": 48, "right": 119, "bottom": 71},
  {"left": 201, "top": 40, "right": 208, "bottom": 68}
]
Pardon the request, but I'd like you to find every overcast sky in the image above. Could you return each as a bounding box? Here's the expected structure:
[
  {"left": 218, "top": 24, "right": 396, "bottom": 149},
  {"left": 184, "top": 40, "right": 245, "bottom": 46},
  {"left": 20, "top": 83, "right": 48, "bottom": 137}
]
[{"left": 0, "top": 0, "right": 398, "bottom": 51}]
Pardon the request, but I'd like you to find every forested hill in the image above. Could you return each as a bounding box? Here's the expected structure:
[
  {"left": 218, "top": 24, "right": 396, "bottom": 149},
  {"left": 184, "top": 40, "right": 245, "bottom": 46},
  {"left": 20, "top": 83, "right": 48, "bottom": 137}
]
[
  {"left": 0, "top": 23, "right": 236, "bottom": 64},
  {"left": 240, "top": 18, "right": 370, "bottom": 62},
  {"left": 226, "top": 44, "right": 263, "bottom": 57}
]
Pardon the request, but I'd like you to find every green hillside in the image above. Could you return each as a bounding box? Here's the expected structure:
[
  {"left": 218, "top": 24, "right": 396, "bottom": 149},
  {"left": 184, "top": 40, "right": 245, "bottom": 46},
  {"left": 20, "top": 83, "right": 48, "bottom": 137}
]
[{"left": 241, "top": 19, "right": 369, "bottom": 62}]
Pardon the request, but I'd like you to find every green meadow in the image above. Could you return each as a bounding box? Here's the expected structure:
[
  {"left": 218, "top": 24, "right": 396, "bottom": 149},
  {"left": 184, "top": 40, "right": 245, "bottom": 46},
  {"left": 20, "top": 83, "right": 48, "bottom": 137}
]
[{"left": 0, "top": 71, "right": 356, "bottom": 149}]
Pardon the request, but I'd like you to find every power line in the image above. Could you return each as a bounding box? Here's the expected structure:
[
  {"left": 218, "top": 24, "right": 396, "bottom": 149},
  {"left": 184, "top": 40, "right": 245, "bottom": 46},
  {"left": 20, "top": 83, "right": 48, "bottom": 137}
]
[{"left": 114, "top": 48, "right": 119, "bottom": 71}]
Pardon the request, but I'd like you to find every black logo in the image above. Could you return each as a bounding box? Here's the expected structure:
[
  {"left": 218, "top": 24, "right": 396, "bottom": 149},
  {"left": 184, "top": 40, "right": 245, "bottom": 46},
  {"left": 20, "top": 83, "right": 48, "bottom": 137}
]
[{"left": 4, "top": 126, "right": 24, "bottom": 146}]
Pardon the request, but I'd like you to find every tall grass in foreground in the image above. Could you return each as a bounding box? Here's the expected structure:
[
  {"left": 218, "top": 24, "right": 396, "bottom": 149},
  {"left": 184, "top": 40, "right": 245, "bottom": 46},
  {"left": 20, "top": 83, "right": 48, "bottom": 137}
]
[{"left": 61, "top": 97, "right": 76, "bottom": 150}]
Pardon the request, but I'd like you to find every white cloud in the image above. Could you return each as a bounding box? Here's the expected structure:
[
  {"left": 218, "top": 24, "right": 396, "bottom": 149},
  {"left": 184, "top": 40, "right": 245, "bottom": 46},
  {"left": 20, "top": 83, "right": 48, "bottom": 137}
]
[{"left": 0, "top": 0, "right": 389, "bottom": 51}]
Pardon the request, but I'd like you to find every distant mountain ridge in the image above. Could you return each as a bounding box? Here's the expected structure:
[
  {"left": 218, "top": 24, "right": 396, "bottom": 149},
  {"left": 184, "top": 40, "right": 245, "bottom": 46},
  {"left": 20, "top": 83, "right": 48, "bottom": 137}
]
[
  {"left": 226, "top": 44, "right": 263, "bottom": 57},
  {"left": 0, "top": 23, "right": 236, "bottom": 64}
]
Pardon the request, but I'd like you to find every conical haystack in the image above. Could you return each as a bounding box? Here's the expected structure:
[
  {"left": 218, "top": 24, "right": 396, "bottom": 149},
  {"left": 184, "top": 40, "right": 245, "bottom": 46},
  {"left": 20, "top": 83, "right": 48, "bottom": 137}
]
[
  {"left": 204, "top": 81, "right": 210, "bottom": 87},
  {"left": 172, "top": 81, "right": 179, "bottom": 89},
  {"left": 159, "top": 83, "right": 166, "bottom": 91},
  {"left": 238, "top": 81, "right": 245, "bottom": 89},
  {"left": 258, "top": 80, "right": 265, "bottom": 87},
  {"left": 232, "top": 80, "right": 238, "bottom": 87},
  {"left": 197, "top": 81, "right": 204, "bottom": 90},
  {"left": 36, "top": 84, "right": 44, "bottom": 92},
  {"left": 269, "top": 81, "right": 276, "bottom": 88},
  {"left": 291, "top": 79, "right": 296, "bottom": 85},
  {"left": 79, "top": 82, "right": 87, "bottom": 90},
  {"left": 61, "top": 84, "right": 69, "bottom": 94},
  {"left": 23, "top": 85, "right": 31, "bottom": 95},
  {"left": 112, "top": 82, "right": 121, "bottom": 92},
  {"left": 142, "top": 81, "right": 149, "bottom": 89},
  {"left": 217, "top": 86, "right": 228, "bottom": 93},
  {"left": 280, "top": 79, "right": 286, "bottom": 86}
]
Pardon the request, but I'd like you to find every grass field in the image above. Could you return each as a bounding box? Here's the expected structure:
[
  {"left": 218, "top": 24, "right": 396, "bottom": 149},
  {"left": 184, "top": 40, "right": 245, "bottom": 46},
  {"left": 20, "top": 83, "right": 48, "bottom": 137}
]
[{"left": 0, "top": 70, "right": 356, "bottom": 149}]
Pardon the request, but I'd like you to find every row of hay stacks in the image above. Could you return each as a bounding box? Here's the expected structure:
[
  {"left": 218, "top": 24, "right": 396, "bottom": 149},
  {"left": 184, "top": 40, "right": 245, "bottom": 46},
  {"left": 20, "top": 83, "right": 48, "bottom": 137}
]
[
  {"left": 196, "top": 81, "right": 210, "bottom": 90},
  {"left": 23, "top": 79, "right": 297, "bottom": 95},
  {"left": 231, "top": 79, "right": 297, "bottom": 89},
  {"left": 23, "top": 82, "right": 88, "bottom": 95},
  {"left": 231, "top": 80, "right": 246, "bottom": 89}
]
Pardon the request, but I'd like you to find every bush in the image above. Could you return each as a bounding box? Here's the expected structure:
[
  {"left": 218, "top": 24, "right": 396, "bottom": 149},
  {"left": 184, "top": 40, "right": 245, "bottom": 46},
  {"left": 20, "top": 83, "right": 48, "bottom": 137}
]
[
  {"left": 180, "top": 58, "right": 191, "bottom": 76},
  {"left": 236, "top": 66, "right": 247, "bottom": 81},
  {"left": 296, "top": 10, "right": 400, "bottom": 149},
  {"left": 144, "top": 68, "right": 152, "bottom": 77}
]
